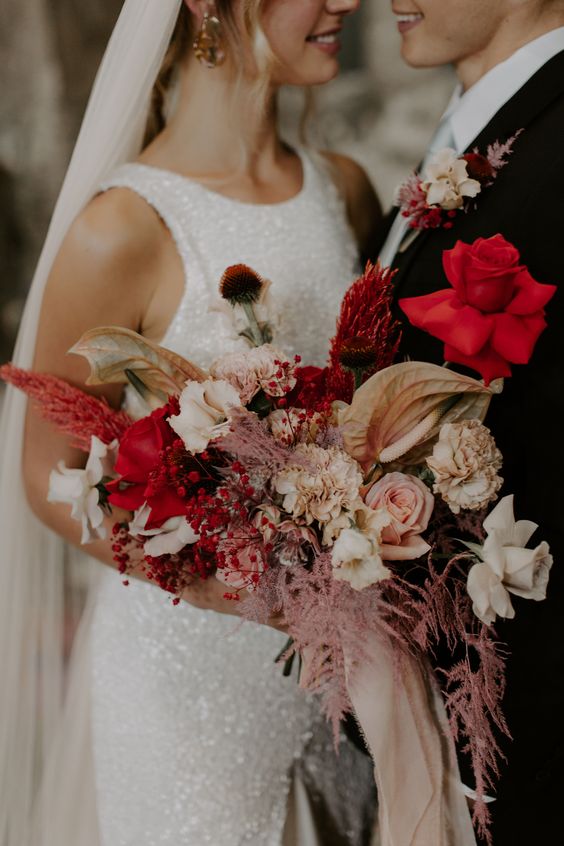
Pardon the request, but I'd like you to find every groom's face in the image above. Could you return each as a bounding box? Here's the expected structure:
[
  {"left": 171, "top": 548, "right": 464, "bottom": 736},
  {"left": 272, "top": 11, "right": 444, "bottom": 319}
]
[{"left": 391, "top": 0, "right": 510, "bottom": 69}]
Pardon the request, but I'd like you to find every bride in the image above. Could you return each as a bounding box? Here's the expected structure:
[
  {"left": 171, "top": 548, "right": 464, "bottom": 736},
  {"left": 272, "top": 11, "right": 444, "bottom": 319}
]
[{"left": 1, "top": 1, "right": 382, "bottom": 844}]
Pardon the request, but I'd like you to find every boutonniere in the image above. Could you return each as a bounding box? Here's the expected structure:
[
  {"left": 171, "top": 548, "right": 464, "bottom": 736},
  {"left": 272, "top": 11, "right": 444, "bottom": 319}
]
[
  {"left": 396, "top": 131, "right": 523, "bottom": 233},
  {"left": 399, "top": 234, "right": 556, "bottom": 385}
]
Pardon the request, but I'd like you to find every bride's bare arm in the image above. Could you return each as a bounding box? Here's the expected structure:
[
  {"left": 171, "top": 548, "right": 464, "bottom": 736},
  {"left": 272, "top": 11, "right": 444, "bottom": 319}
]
[{"left": 21, "top": 190, "right": 274, "bottom": 618}]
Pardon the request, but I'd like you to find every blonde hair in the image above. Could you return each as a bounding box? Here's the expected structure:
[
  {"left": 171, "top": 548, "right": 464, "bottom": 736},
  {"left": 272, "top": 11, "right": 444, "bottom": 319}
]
[{"left": 143, "top": 1, "right": 275, "bottom": 154}]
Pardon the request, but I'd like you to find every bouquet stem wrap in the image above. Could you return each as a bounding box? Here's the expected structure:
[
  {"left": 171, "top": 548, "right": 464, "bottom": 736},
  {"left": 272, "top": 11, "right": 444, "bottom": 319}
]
[{"left": 344, "top": 636, "right": 477, "bottom": 846}]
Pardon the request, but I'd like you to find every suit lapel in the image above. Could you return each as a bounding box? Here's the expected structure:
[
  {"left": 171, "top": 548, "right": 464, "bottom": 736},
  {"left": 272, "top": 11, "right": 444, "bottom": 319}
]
[{"left": 388, "top": 49, "right": 564, "bottom": 294}]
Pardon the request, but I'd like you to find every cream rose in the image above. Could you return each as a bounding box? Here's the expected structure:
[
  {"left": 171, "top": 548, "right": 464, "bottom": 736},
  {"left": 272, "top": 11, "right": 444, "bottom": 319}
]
[
  {"left": 364, "top": 472, "right": 434, "bottom": 561},
  {"left": 427, "top": 420, "right": 503, "bottom": 514},
  {"left": 274, "top": 444, "right": 363, "bottom": 528},
  {"left": 466, "top": 495, "right": 553, "bottom": 625},
  {"left": 331, "top": 528, "right": 391, "bottom": 591},
  {"left": 423, "top": 148, "right": 481, "bottom": 210},
  {"left": 169, "top": 379, "right": 241, "bottom": 454}
]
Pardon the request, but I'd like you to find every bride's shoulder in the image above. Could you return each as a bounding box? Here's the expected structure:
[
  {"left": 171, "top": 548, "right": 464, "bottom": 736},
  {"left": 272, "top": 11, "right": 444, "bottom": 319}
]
[
  {"left": 319, "top": 151, "right": 382, "bottom": 256},
  {"left": 72, "top": 188, "right": 164, "bottom": 266},
  {"left": 49, "top": 188, "right": 168, "bottom": 299}
]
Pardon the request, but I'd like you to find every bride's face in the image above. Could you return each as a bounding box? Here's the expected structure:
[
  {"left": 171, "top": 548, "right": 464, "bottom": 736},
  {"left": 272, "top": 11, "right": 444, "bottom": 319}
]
[{"left": 260, "top": 0, "right": 361, "bottom": 86}]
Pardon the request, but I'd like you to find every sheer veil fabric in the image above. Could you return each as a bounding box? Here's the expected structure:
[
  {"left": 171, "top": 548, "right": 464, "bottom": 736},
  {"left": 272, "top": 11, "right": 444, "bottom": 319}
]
[{"left": 0, "top": 3, "right": 182, "bottom": 843}]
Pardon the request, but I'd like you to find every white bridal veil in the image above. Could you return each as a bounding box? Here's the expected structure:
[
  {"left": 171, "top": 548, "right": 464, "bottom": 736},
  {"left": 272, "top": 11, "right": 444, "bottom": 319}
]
[{"left": 0, "top": 2, "right": 182, "bottom": 843}]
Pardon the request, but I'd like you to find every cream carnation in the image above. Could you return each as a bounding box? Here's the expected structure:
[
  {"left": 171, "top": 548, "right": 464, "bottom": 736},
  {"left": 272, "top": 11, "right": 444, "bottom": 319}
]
[
  {"left": 427, "top": 420, "right": 503, "bottom": 514},
  {"left": 210, "top": 345, "right": 296, "bottom": 403},
  {"left": 274, "top": 444, "right": 363, "bottom": 528},
  {"left": 423, "top": 148, "right": 481, "bottom": 210}
]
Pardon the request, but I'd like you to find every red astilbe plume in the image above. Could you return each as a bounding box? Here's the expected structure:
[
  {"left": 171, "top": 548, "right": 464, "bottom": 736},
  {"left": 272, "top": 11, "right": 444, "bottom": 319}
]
[
  {"left": 326, "top": 262, "right": 402, "bottom": 403},
  {"left": 0, "top": 363, "right": 132, "bottom": 452},
  {"left": 402, "top": 554, "right": 508, "bottom": 845}
]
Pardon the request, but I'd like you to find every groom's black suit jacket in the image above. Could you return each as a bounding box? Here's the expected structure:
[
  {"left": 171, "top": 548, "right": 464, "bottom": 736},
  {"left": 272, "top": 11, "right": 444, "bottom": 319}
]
[{"left": 372, "top": 50, "right": 564, "bottom": 843}]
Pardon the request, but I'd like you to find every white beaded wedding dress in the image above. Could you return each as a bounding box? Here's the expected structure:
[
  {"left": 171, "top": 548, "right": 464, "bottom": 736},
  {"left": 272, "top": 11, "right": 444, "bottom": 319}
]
[{"left": 85, "top": 148, "right": 375, "bottom": 846}]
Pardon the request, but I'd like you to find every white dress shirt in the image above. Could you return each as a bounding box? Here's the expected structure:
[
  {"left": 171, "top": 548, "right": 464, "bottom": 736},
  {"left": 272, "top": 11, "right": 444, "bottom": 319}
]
[{"left": 379, "top": 26, "right": 564, "bottom": 268}]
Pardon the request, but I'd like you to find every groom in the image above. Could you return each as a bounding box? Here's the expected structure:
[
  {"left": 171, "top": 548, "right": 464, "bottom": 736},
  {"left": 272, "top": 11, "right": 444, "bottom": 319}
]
[{"left": 375, "top": 1, "right": 564, "bottom": 842}]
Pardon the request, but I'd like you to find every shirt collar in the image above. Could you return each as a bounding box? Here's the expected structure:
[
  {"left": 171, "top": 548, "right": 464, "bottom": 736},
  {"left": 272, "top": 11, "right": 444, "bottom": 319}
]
[{"left": 443, "top": 27, "right": 564, "bottom": 153}]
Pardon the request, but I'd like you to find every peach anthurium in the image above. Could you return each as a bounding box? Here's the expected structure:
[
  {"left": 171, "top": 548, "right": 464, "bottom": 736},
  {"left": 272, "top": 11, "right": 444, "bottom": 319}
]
[
  {"left": 340, "top": 361, "right": 499, "bottom": 472},
  {"left": 70, "top": 326, "right": 207, "bottom": 407}
]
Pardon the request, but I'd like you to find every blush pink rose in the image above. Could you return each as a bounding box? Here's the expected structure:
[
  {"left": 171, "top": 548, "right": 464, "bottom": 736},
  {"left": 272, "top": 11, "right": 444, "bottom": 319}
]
[{"left": 364, "top": 472, "right": 434, "bottom": 561}]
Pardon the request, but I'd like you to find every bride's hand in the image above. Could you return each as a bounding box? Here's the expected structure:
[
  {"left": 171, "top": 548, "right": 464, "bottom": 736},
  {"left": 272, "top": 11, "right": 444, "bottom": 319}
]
[{"left": 182, "top": 577, "right": 288, "bottom": 633}]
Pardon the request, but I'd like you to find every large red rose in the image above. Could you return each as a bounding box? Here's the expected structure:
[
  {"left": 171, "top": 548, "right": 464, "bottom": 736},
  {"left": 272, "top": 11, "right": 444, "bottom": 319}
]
[
  {"left": 107, "top": 405, "right": 185, "bottom": 526},
  {"left": 399, "top": 234, "right": 556, "bottom": 384}
]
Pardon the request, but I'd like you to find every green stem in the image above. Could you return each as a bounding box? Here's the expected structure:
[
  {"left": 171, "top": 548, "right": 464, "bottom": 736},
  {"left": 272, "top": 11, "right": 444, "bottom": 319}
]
[{"left": 242, "top": 302, "right": 265, "bottom": 347}]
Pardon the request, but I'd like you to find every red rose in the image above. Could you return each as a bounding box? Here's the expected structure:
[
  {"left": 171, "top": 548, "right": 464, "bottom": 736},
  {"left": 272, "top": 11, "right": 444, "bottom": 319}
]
[
  {"left": 399, "top": 234, "right": 556, "bottom": 384},
  {"left": 107, "top": 405, "right": 185, "bottom": 525},
  {"left": 461, "top": 153, "right": 494, "bottom": 185}
]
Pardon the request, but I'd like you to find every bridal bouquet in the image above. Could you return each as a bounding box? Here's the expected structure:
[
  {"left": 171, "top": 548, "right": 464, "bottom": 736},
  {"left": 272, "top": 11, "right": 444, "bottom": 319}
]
[{"left": 2, "top": 238, "right": 556, "bottom": 842}]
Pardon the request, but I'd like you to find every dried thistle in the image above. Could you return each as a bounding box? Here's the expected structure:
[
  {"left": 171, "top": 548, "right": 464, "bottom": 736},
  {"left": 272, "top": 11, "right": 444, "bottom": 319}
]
[{"left": 219, "top": 264, "right": 264, "bottom": 305}]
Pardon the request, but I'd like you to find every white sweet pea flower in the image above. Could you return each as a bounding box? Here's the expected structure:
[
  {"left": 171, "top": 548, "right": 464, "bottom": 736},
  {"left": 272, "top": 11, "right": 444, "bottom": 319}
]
[
  {"left": 467, "top": 495, "right": 553, "bottom": 625},
  {"left": 332, "top": 528, "right": 391, "bottom": 591},
  {"left": 129, "top": 503, "right": 199, "bottom": 557},
  {"left": 48, "top": 437, "right": 118, "bottom": 544},
  {"left": 169, "top": 379, "right": 241, "bottom": 454},
  {"left": 423, "top": 148, "right": 481, "bottom": 210}
]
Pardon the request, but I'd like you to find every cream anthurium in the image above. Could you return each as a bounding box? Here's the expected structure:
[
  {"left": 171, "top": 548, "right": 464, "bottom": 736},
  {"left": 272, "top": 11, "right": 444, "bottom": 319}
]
[
  {"left": 48, "top": 436, "right": 118, "bottom": 544},
  {"left": 466, "top": 495, "right": 553, "bottom": 625}
]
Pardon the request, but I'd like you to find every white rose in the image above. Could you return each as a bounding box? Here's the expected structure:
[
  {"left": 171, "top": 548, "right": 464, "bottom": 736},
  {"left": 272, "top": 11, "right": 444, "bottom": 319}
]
[
  {"left": 331, "top": 528, "right": 391, "bottom": 591},
  {"left": 466, "top": 495, "right": 553, "bottom": 625},
  {"left": 423, "top": 148, "right": 481, "bottom": 210},
  {"left": 48, "top": 436, "right": 118, "bottom": 544},
  {"left": 169, "top": 379, "right": 241, "bottom": 454}
]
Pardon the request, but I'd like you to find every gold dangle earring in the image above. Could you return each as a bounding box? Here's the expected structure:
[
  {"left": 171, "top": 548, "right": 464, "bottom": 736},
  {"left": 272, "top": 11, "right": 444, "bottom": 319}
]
[{"left": 193, "top": 3, "right": 226, "bottom": 69}]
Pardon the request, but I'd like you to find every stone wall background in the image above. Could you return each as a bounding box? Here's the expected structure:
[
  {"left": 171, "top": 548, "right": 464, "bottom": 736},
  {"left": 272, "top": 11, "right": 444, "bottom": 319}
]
[{"left": 0, "top": 0, "right": 455, "bottom": 362}]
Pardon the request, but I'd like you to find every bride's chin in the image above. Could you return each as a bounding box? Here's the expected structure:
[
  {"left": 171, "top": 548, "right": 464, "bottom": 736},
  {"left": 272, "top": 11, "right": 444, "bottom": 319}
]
[{"left": 276, "top": 61, "right": 341, "bottom": 88}]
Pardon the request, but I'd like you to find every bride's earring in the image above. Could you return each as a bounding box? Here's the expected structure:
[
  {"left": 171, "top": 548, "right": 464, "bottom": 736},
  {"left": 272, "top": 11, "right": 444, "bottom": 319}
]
[{"left": 193, "top": 5, "right": 226, "bottom": 69}]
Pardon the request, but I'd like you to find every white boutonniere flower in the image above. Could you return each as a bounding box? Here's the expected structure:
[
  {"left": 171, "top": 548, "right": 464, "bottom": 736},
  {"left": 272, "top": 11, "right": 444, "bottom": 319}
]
[{"left": 422, "top": 148, "right": 481, "bottom": 210}]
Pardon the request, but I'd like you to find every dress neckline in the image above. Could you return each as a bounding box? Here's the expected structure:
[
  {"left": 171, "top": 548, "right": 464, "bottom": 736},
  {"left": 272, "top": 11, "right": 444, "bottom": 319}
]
[{"left": 128, "top": 147, "right": 311, "bottom": 210}]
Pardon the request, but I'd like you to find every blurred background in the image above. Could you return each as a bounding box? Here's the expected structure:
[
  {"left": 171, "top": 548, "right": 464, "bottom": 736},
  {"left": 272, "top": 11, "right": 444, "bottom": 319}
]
[{"left": 0, "top": 0, "right": 455, "bottom": 364}]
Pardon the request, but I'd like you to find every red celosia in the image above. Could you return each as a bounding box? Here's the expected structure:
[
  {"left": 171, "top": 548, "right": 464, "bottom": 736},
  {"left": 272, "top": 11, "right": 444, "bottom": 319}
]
[
  {"left": 0, "top": 364, "right": 132, "bottom": 451},
  {"left": 326, "top": 262, "right": 402, "bottom": 402}
]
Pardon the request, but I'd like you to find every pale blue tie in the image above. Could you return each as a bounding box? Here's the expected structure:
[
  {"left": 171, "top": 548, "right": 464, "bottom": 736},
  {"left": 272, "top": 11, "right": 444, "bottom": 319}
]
[{"left": 378, "top": 116, "right": 456, "bottom": 269}]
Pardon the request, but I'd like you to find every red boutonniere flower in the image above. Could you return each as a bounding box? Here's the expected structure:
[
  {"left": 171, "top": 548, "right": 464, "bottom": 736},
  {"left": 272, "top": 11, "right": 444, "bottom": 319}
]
[{"left": 399, "top": 234, "right": 557, "bottom": 384}]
